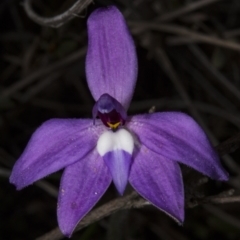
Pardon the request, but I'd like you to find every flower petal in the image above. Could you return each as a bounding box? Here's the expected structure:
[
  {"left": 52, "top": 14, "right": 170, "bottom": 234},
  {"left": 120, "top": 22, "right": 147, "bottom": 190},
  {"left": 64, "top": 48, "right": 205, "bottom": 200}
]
[
  {"left": 57, "top": 150, "right": 112, "bottom": 237},
  {"left": 97, "top": 128, "right": 134, "bottom": 194},
  {"left": 128, "top": 112, "right": 228, "bottom": 180},
  {"left": 86, "top": 6, "right": 137, "bottom": 109},
  {"left": 129, "top": 146, "right": 184, "bottom": 223},
  {"left": 103, "top": 150, "right": 132, "bottom": 195},
  {"left": 10, "top": 119, "right": 104, "bottom": 189}
]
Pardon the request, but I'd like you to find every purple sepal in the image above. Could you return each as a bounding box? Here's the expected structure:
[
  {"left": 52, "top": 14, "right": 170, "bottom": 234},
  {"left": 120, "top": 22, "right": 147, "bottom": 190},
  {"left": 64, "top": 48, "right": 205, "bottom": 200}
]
[
  {"left": 86, "top": 6, "right": 138, "bottom": 109},
  {"left": 103, "top": 150, "right": 132, "bottom": 195},
  {"left": 10, "top": 119, "right": 104, "bottom": 189},
  {"left": 58, "top": 150, "right": 112, "bottom": 237},
  {"left": 129, "top": 146, "right": 184, "bottom": 223},
  {"left": 128, "top": 112, "right": 229, "bottom": 181},
  {"left": 93, "top": 93, "right": 127, "bottom": 127}
]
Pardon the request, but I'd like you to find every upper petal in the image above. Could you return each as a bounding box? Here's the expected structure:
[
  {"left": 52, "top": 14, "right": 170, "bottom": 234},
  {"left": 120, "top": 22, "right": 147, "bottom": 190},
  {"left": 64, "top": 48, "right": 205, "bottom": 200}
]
[
  {"left": 10, "top": 119, "right": 104, "bottom": 189},
  {"left": 57, "top": 150, "right": 112, "bottom": 237},
  {"left": 86, "top": 6, "right": 138, "bottom": 109},
  {"left": 129, "top": 146, "right": 184, "bottom": 223},
  {"left": 128, "top": 112, "right": 228, "bottom": 180}
]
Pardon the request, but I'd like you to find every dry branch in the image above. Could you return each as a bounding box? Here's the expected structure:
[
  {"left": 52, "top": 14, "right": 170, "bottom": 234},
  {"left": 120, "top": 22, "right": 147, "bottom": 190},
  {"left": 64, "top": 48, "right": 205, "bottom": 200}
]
[{"left": 24, "top": 0, "right": 92, "bottom": 28}]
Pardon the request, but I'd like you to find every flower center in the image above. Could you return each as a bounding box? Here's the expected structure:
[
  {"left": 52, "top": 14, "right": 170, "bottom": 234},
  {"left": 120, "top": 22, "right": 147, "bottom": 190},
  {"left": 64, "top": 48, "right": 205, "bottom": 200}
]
[
  {"left": 98, "top": 109, "right": 124, "bottom": 130},
  {"left": 92, "top": 93, "right": 127, "bottom": 130}
]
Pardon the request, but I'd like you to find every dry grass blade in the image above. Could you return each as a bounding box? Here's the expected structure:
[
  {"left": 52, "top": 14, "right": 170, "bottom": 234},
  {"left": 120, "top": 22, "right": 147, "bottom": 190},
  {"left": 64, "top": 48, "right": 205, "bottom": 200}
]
[
  {"left": 130, "top": 22, "right": 240, "bottom": 52},
  {"left": 0, "top": 47, "right": 86, "bottom": 99},
  {"left": 158, "top": 0, "right": 221, "bottom": 22},
  {"left": 189, "top": 45, "right": 240, "bottom": 103}
]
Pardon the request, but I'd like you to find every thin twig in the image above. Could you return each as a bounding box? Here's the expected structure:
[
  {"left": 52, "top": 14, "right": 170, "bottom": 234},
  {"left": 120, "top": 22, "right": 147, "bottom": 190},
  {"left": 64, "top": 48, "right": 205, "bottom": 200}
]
[
  {"left": 22, "top": 37, "right": 40, "bottom": 75},
  {"left": 204, "top": 205, "right": 240, "bottom": 229},
  {"left": 36, "top": 192, "right": 148, "bottom": 240},
  {"left": 168, "top": 49, "right": 238, "bottom": 112},
  {"left": 189, "top": 62, "right": 237, "bottom": 111},
  {"left": 0, "top": 47, "right": 86, "bottom": 99},
  {"left": 204, "top": 195, "right": 240, "bottom": 204},
  {"left": 189, "top": 44, "right": 240, "bottom": 103},
  {"left": 187, "top": 189, "right": 235, "bottom": 208},
  {"left": 14, "top": 73, "right": 62, "bottom": 103},
  {"left": 166, "top": 36, "right": 199, "bottom": 45},
  {"left": 130, "top": 22, "right": 240, "bottom": 52},
  {"left": 24, "top": 0, "right": 92, "bottom": 28},
  {"left": 216, "top": 132, "right": 240, "bottom": 156},
  {"left": 158, "top": 0, "right": 221, "bottom": 22}
]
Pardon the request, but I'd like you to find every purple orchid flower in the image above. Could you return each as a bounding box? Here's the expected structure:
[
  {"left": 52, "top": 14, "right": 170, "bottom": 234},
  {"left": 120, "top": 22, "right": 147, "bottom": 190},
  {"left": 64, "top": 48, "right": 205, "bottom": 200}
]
[{"left": 10, "top": 6, "right": 228, "bottom": 237}]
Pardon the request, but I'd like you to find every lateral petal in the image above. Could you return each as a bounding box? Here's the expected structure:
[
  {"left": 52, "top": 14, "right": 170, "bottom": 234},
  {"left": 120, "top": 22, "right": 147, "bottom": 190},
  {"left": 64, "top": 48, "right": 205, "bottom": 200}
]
[
  {"left": 57, "top": 150, "right": 112, "bottom": 237},
  {"left": 128, "top": 112, "right": 228, "bottom": 180},
  {"left": 86, "top": 6, "right": 137, "bottom": 109},
  {"left": 10, "top": 119, "right": 104, "bottom": 189},
  {"left": 129, "top": 146, "right": 184, "bottom": 223}
]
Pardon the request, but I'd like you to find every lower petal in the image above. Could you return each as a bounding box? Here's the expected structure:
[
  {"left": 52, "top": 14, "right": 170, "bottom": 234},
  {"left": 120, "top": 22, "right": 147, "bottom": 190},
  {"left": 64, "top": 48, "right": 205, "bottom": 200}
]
[
  {"left": 57, "top": 150, "right": 112, "bottom": 237},
  {"left": 103, "top": 150, "right": 132, "bottom": 195},
  {"left": 128, "top": 112, "right": 228, "bottom": 181},
  {"left": 97, "top": 128, "right": 134, "bottom": 195},
  {"left": 129, "top": 146, "right": 184, "bottom": 223}
]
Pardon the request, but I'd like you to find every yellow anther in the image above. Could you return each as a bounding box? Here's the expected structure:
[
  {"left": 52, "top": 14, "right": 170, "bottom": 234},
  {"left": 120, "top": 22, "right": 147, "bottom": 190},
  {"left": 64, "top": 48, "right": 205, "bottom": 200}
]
[{"left": 107, "top": 122, "right": 121, "bottom": 130}]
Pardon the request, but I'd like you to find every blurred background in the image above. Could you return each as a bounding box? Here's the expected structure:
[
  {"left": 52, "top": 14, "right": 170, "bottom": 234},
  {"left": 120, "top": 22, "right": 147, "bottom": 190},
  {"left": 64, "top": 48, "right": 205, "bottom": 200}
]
[{"left": 1, "top": 0, "right": 240, "bottom": 239}]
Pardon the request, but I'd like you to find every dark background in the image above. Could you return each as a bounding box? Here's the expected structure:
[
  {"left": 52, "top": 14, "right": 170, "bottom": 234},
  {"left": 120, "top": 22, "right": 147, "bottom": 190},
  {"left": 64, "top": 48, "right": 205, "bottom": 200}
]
[{"left": 1, "top": 0, "right": 240, "bottom": 239}]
